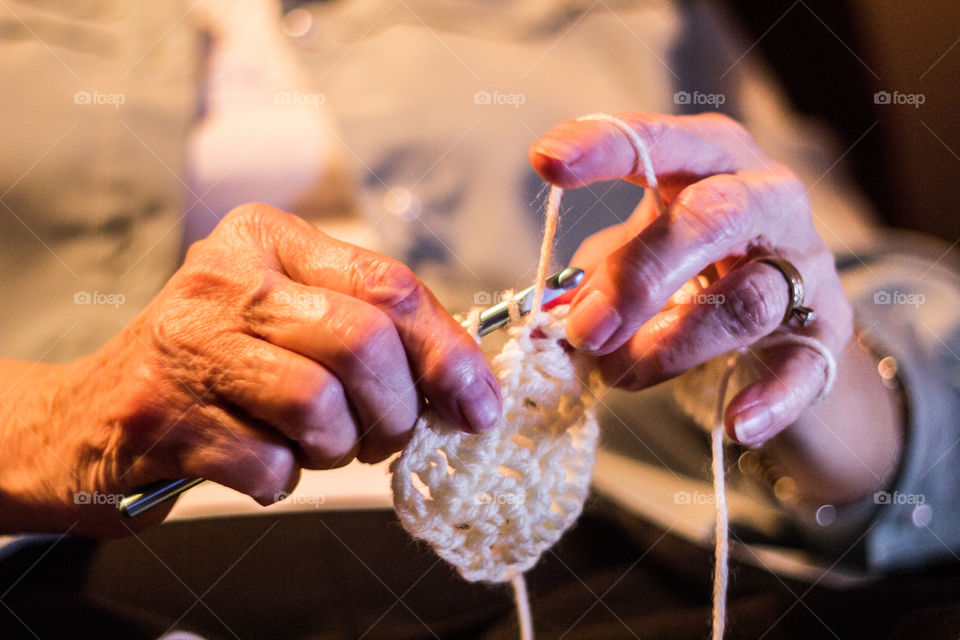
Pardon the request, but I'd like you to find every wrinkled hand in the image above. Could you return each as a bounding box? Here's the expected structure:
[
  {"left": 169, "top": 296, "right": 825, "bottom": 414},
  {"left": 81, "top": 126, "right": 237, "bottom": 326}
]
[
  {"left": 13, "top": 204, "right": 499, "bottom": 535},
  {"left": 530, "top": 113, "right": 852, "bottom": 446}
]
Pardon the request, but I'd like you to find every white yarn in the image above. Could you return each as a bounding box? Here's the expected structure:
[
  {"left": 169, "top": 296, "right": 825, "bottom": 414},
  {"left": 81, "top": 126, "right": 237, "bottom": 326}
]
[
  {"left": 391, "top": 113, "right": 838, "bottom": 640},
  {"left": 711, "top": 354, "right": 738, "bottom": 640},
  {"left": 511, "top": 550, "right": 534, "bottom": 639},
  {"left": 676, "top": 333, "right": 836, "bottom": 640},
  {"left": 391, "top": 303, "right": 602, "bottom": 584},
  {"left": 577, "top": 113, "right": 666, "bottom": 216},
  {"left": 391, "top": 178, "right": 602, "bottom": 639}
]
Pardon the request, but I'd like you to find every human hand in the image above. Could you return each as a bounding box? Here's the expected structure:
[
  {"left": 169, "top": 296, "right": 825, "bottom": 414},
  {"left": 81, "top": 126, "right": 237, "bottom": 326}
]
[
  {"left": 3, "top": 203, "right": 499, "bottom": 535},
  {"left": 529, "top": 113, "right": 852, "bottom": 446}
]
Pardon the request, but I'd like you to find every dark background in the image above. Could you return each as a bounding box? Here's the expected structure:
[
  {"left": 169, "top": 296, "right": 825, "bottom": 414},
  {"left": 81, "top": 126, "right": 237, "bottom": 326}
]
[{"left": 726, "top": 0, "right": 960, "bottom": 244}]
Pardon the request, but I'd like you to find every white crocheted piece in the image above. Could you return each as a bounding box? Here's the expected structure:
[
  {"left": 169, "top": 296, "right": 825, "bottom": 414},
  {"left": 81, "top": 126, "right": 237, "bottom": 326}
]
[{"left": 391, "top": 305, "right": 603, "bottom": 584}]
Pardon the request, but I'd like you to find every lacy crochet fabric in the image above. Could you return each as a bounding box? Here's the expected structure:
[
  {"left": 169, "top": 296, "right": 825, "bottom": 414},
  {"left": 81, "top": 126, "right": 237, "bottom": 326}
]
[{"left": 391, "top": 305, "right": 602, "bottom": 583}]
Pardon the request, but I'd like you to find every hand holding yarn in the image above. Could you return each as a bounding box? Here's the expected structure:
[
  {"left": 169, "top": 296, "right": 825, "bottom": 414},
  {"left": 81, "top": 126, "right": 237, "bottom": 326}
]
[{"left": 529, "top": 112, "right": 851, "bottom": 447}]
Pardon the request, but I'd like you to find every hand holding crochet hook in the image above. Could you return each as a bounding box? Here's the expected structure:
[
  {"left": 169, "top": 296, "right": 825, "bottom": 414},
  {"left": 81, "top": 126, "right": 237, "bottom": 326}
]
[
  {"left": 530, "top": 112, "right": 902, "bottom": 505},
  {"left": 119, "top": 266, "right": 584, "bottom": 518},
  {"left": 5, "top": 205, "right": 523, "bottom": 535}
]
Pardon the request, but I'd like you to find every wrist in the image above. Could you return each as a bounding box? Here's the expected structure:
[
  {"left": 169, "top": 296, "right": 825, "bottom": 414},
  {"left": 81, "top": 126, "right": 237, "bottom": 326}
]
[
  {"left": 0, "top": 330, "right": 144, "bottom": 534},
  {"left": 0, "top": 359, "right": 78, "bottom": 533}
]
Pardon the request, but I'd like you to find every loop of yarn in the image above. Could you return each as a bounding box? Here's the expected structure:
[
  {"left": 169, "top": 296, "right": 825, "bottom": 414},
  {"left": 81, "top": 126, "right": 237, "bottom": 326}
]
[
  {"left": 756, "top": 330, "right": 837, "bottom": 402},
  {"left": 577, "top": 113, "right": 666, "bottom": 216}
]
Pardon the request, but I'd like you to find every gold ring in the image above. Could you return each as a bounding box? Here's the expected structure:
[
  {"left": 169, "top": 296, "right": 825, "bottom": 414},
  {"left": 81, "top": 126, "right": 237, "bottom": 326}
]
[{"left": 749, "top": 256, "right": 815, "bottom": 327}]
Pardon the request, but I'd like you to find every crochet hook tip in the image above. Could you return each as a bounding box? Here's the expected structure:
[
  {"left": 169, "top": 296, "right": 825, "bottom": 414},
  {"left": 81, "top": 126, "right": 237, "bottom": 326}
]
[
  {"left": 474, "top": 267, "right": 584, "bottom": 337},
  {"left": 550, "top": 266, "right": 584, "bottom": 291}
]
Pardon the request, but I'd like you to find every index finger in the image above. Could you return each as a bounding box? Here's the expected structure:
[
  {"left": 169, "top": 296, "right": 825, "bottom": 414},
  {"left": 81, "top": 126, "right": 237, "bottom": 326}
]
[
  {"left": 239, "top": 204, "right": 502, "bottom": 435},
  {"left": 528, "top": 112, "right": 765, "bottom": 195}
]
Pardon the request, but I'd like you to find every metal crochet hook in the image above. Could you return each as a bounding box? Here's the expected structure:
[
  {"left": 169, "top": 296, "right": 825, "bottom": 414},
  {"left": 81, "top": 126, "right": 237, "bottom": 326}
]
[{"left": 119, "top": 266, "right": 584, "bottom": 518}]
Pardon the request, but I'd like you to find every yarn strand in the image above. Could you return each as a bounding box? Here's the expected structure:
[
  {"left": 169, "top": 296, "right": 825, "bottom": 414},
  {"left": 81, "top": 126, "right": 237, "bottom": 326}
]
[
  {"left": 530, "top": 186, "right": 563, "bottom": 317},
  {"left": 577, "top": 113, "right": 665, "bottom": 216},
  {"left": 712, "top": 354, "right": 739, "bottom": 640},
  {"left": 511, "top": 572, "right": 534, "bottom": 640},
  {"left": 579, "top": 113, "right": 731, "bottom": 638},
  {"left": 508, "top": 184, "right": 564, "bottom": 640}
]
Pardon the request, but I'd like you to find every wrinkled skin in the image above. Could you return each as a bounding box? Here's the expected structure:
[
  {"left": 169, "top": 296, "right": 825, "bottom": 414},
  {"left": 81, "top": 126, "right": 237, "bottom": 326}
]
[
  {"left": 0, "top": 204, "right": 500, "bottom": 536},
  {"left": 530, "top": 112, "right": 853, "bottom": 446}
]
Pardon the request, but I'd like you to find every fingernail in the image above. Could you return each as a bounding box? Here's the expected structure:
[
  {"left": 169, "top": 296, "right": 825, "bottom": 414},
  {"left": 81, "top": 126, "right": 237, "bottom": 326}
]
[
  {"left": 733, "top": 404, "right": 772, "bottom": 445},
  {"left": 532, "top": 137, "right": 584, "bottom": 167},
  {"left": 566, "top": 290, "right": 621, "bottom": 352},
  {"left": 457, "top": 378, "right": 501, "bottom": 432}
]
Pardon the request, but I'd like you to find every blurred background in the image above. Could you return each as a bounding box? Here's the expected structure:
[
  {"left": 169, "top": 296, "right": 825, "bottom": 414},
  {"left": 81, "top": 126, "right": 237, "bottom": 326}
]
[
  {"left": 275, "top": 0, "right": 960, "bottom": 242},
  {"left": 726, "top": 0, "right": 960, "bottom": 243}
]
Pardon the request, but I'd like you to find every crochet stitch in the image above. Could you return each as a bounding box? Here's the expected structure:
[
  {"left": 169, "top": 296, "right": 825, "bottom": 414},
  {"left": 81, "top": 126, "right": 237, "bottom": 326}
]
[{"left": 391, "top": 304, "right": 603, "bottom": 584}]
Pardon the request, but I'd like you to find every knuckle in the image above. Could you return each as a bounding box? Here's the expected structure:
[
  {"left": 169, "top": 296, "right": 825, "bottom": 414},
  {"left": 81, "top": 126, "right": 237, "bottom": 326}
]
[
  {"left": 354, "top": 255, "right": 423, "bottom": 316},
  {"left": 776, "top": 170, "right": 811, "bottom": 219},
  {"left": 170, "top": 248, "right": 249, "bottom": 308},
  {"left": 618, "top": 112, "right": 668, "bottom": 148},
  {"left": 339, "top": 309, "right": 400, "bottom": 373},
  {"left": 220, "top": 202, "right": 275, "bottom": 231},
  {"left": 237, "top": 270, "right": 286, "bottom": 327},
  {"left": 305, "top": 374, "right": 345, "bottom": 426},
  {"left": 647, "top": 338, "right": 695, "bottom": 381},
  {"left": 722, "top": 274, "right": 782, "bottom": 337},
  {"left": 713, "top": 113, "right": 748, "bottom": 138},
  {"left": 614, "top": 239, "right": 668, "bottom": 311},
  {"left": 279, "top": 371, "right": 333, "bottom": 436},
  {"left": 303, "top": 430, "right": 357, "bottom": 469},
  {"left": 358, "top": 430, "right": 410, "bottom": 464},
  {"left": 217, "top": 203, "right": 304, "bottom": 251},
  {"left": 286, "top": 377, "right": 354, "bottom": 458},
  {"left": 423, "top": 333, "right": 482, "bottom": 391},
  {"left": 672, "top": 177, "right": 749, "bottom": 246},
  {"left": 182, "top": 236, "right": 210, "bottom": 263},
  {"left": 699, "top": 113, "right": 754, "bottom": 148}
]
